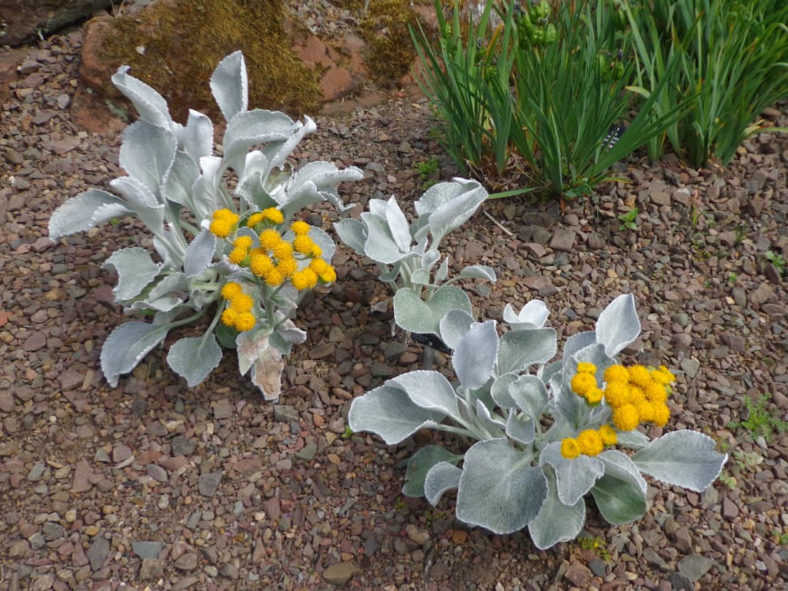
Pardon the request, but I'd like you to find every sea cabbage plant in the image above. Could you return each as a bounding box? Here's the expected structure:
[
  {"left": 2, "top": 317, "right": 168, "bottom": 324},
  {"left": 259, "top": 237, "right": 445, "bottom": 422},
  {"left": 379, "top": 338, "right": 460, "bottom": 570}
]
[
  {"left": 348, "top": 294, "right": 727, "bottom": 548},
  {"left": 334, "top": 179, "right": 496, "bottom": 340},
  {"left": 48, "top": 51, "right": 363, "bottom": 398}
]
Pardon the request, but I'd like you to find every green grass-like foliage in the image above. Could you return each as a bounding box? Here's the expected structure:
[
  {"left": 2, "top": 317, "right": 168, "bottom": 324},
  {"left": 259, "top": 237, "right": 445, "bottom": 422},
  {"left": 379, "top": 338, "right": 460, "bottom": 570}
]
[
  {"left": 727, "top": 394, "right": 788, "bottom": 443},
  {"left": 624, "top": 0, "right": 788, "bottom": 166},
  {"left": 412, "top": 0, "right": 688, "bottom": 199}
]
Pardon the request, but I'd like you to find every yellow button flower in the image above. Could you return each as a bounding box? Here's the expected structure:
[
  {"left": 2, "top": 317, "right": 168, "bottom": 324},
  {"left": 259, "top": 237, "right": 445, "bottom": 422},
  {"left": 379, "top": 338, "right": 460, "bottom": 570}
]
[
  {"left": 310, "top": 243, "right": 322, "bottom": 257},
  {"left": 228, "top": 247, "right": 247, "bottom": 264},
  {"left": 571, "top": 372, "right": 597, "bottom": 396},
  {"left": 220, "top": 282, "right": 242, "bottom": 300},
  {"left": 276, "top": 257, "right": 298, "bottom": 278},
  {"left": 635, "top": 401, "right": 655, "bottom": 423},
  {"left": 246, "top": 212, "right": 265, "bottom": 227},
  {"left": 585, "top": 387, "right": 604, "bottom": 405},
  {"left": 264, "top": 268, "right": 284, "bottom": 287},
  {"left": 309, "top": 258, "right": 329, "bottom": 274},
  {"left": 576, "top": 362, "right": 597, "bottom": 374},
  {"left": 235, "top": 312, "right": 256, "bottom": 332},
  {"left": 598, "top": 424, "right": 618, "bottom": 446},
  {"left": 644, "top": 382, "right": 667, "bottom": 403},
  {"left": 220, "top": 308, "right": 238, "bottom": 327},
  {"left": 249, "top": 252, "right": 274, "bottom": 277},
  {"left": 259, "top": 229, "right": 281, "bottom": 250},
  {"left": 561, "top": 437, "right": 580, "bottom": 459},
  {"left": 271, "top": 240, "right": 293, "bottom": 260},
  {"left": 291, "top": 220, "right": 310, "bottom": 235},
  {"left": 262, "top": 207, "right": 284, "bottom": 224},
  {"left": 293, "top": 235, "right": 314, "bottom": 255},
  {"left": 230, "top": 292, "right": 254, "bottom": 313},
  {"left": 604, "top": 381, "right": 629, "bottom": 407},
  {"left": 652, "top": 403, "right": 670, "bottom": 427},
  {"left": 318, "top": 265, "right": 336, "bottom": 284},
  {"left": 577, "top": 429, "right": 604, "bottom": 456},
  {"left": 628, "top": 365, "right": 651, "bottom": 388},
  {"left": 209, "top": 218, "right": 234, "bottom": 238},
  {"left": 233, "top": 235, "right": 253, "bottom": 249},
  {"left": 651, "top": 366, "right": 676, "bottom": 385},
  {"left": 612, "top": 404, "right": 639, "bottom": 431},
  {"left": 604, "top": 364, "right": 629, "bottom": 384}
]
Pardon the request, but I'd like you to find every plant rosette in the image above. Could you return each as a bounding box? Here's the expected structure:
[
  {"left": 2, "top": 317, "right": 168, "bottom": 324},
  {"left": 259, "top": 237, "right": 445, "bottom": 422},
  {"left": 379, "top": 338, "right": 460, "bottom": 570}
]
[
  {"left": 348, "top": 294, "right": 728, "bottom": 548},
  {"left": 48, "top": 51, "right": 363, "bottom": 399},
  {"left": 334, "top": 178, "right": 496, "bottom": 341}
]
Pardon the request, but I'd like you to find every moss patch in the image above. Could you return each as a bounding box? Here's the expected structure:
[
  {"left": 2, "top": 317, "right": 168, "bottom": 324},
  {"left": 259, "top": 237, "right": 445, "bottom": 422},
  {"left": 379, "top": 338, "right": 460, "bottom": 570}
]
[
  {"left": 98, "top": 0, "right": 321, "bottom": 120},
  {"left": 359, "top": 0, "right": 419, "bottom": 85}
]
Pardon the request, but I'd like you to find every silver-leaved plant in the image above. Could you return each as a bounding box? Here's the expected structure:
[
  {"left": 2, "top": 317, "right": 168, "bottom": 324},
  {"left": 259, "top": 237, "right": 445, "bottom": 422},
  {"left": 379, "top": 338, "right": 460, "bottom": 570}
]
[
  {"left": 48, "top": 51, "right": 362, "bottom": 398},
  {"left": 334, "top": 179, "right": 496, "bottom": 339},
  {"left": 348, "top": 294, "right": 728, "bottom": 548}
]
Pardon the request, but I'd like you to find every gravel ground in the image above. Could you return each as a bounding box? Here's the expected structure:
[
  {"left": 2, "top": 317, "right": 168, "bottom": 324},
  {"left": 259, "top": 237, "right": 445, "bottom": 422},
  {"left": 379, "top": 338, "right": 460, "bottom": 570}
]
[{"left": 1, "top": 12, "right": 787, "bottom": 591}]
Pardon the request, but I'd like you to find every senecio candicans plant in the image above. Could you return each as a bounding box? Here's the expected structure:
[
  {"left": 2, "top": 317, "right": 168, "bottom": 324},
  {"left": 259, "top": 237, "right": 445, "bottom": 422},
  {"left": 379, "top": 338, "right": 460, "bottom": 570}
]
[
  {"left": 48, "top": 52, "right": 362, "bottom": 399},
  {"left": 333, "top": 179, "right": 496, "bottom": 338},
  {"left": 348, "top": 294, "right": 728, "bottom": 549}
]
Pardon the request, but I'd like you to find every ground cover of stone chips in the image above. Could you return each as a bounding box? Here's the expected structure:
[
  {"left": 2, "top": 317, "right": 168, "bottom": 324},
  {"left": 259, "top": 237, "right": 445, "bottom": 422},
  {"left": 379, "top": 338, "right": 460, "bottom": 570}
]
[{"left": 1, "top": 24, "right": 787, "bottom": 591}]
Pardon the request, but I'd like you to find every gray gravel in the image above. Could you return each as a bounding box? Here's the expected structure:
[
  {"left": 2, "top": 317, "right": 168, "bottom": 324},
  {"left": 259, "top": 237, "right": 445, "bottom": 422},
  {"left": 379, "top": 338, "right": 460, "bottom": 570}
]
[{"left": 0, "top": 10, "right": 787, "bottom": 591}]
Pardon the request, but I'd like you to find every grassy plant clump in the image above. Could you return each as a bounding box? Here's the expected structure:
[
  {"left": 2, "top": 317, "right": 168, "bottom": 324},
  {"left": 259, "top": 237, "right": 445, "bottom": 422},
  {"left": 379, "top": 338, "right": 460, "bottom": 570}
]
[
  {"left": 412, "top": 0, "right": 686, "bottom": 199},
  {"left": 98, "top": 0, "right": 321, "bottom": 120},
  {"left": 625, "top": 0, "right": 788, "bottom": 166}
]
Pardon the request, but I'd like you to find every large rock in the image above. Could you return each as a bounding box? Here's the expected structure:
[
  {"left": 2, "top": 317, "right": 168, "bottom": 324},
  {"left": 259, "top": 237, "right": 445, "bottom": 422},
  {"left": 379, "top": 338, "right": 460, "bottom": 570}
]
[{"left": 0, "top": 0, "right": 115, "bottom": 46}]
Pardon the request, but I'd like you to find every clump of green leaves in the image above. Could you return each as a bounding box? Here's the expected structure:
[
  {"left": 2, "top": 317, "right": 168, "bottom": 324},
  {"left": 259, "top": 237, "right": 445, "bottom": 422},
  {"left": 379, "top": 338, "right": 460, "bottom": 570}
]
[
  {"left": 578, "top": 535, "right": 611, "bottom": 561},
  {"left": 765, "top": 250, "right": 786, "bottom": 275},
  {"left": 727, "top": 394, "right": 788, "bottom": 442},
  {"left": 618, "top": 207, "right": 639, "bottom": 231},
  {"left": 624, "top": 0, "right": 788, "bottom": 166}
]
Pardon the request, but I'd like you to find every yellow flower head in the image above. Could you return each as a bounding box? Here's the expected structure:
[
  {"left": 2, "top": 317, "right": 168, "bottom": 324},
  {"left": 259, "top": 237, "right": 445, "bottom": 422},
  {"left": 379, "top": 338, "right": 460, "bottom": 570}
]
[
  {"left": 293, "top": 235, "right": 314, "bottom": 255},
  {"left": 612, "top": 404, "right": 640, "bottom": 431},
  {"left": 233, "top": 235, "right": 253, "bottom": 250},
  {"left": 228, "top": 247, "right": 247, "bottom": 264},
  {"left": 584, "top": 387, "right": 604, "bottom": 405},
  {"left": 628, "top": 365, "right": 652, "bottom": 388},
  {"left": 290, "top": 220, "right": 310, "bottom": 235},
  {"left": 264, "top": 268, "right": 284, "bottom": 287},
  {"left": 262, "top": 207, "right": 284, "bottom": 224},
  {"left": 652, "top": 403, "right": 670, "bottom": 427},
  {"left": 635, "top": 401, "right": 655, "bottom": 423},
  {"left": 249, "top": 252, "right": 274, "bottom": 277},
  {"left": 220, "top": 307, "right": 238, "bottom": 327},
  {"left": 246, "top": 212, "right": 265, "bottom": 227},
  {"left": 209, "top": 218, "right": 234, "bottom": 238},
  {"left": 220, "top": 282, "right": 242, "bottom": 300},
  {"left": 576, "top": 362, "right": 597, "bottom": 375},
  {"left": 276, "top": 257, "right": 298, "bottom": 278},
  {"left": 651, "top": 365, "right": 676, "bottom": 385},
  {"left": 571, "top": 372, "right": 597, "bottom": 397},
  {"left": 628, "top": 385, "right": 646, "bottom": 406},
  {"left": 644, "top": 381, "right": 668, "bottom": 403},
  {"left": 271, "top": 240, "right": 293, "bottom": 261},
  {"left": 599, "top": 424, "right": 618, "bottom": 446},
  {"left": 259, "top": 229, "right": 281, "bottom": 250},
  {"left": 235, "top": 312, "right": 256, "bottom": 332},
  {"left": 604, "top": 381, "right": 629, "bottom": 407},
  {"left": 577, "top": 429, "right": 604, "bottom": 456},
  {"left": 309, "top": 258, "right": 329, "bottom": 274},
  {"left": 561, "top": 437, "right": 581, "bottom": 459},
  {"left": 318, "top": 265, "right": 337, "bottom": 284},
  {"left": 230, "top": 292, "right": 254, "bottom": 313},
  {"left": 213, "top": 208, "right": 238, "bottom": 222},
  {"left": 604, "top": 364, "right": 629, "bottom": 384},
  {"left": 295, "top": 268, "right": 319, "bottom": 290},
  {"left": 310, "top": 243, "right": 322, "bottom": 258}
]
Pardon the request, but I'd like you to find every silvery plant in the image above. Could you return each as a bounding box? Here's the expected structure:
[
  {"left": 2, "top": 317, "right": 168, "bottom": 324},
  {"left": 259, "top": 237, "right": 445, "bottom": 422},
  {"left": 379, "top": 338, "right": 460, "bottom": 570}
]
[
  {"left": 334, "top": 179, "right": 496, "bottom": 340},
  {"left": 48, "top": 51, "right": 362, "bottom": 398},
  {"left": 348, "top": 294, "right": 727, "bottom": 549}
]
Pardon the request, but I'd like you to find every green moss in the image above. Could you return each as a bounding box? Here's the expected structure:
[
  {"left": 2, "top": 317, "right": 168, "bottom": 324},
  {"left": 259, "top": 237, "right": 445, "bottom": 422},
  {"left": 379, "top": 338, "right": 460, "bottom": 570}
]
[
  {"left": 359, "top": 0, "right": 419, "bottom": 85},
  {"left": 99, "top": 0, "right": 321, "bottom": 120}
]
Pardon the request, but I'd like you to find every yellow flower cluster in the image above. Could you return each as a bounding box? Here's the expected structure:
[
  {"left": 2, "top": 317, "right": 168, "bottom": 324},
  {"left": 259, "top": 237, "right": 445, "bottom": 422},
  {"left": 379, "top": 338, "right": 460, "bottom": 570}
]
[
  {"left": 219, "top": 282, "right": 256, "bottom": 332},
  {"left": 604, "top": 364, "right": 674, "bottom": 432},
  {"left": 209, "top": 208, "right": 239, "bottom": 238},
  {"left": 560, "top": 363, "right": 676, "bottom": 460},
  {"left": 246, "top": 207, "right": 284, "bottom": 228}
]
